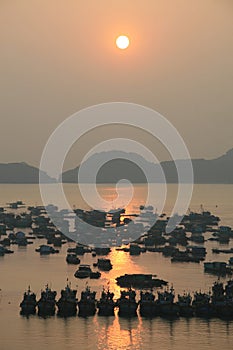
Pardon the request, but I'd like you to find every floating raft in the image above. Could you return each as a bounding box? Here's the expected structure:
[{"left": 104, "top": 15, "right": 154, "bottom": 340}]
[{"left": 116, "top": 274, "right": 167, "bottom": 289}]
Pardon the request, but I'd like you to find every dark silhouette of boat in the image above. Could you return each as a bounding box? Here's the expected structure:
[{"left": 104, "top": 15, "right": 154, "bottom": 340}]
[
  {"left": 171, "top": 251, "right": 201, "bottom": 263},
  {"left": 177, "top": 292, "right": 193, "bottom": 317},
  {"left": 94, "top": 258, "right": 113, "bottom": 271},
  {"left": 157, "top": 287, "right": 179, "bottom": 317},
  {"left": 35, "top": 245, "right": 59, "bottom": 255},
  {"left": 74, "top": 264, "right": 101, "bottom": 279},
  {"left": 37, "top": 285, "right": 57, "bottom": 316},
  {"left": 56, "top": 282, "right": 77, "bottom": 317},
  {"left": 97, "top": 287, "right": 115, "bottom": 316},
  {"left": 129, "top": 243, "right": 141, "bottom": 255},
  {"left": 90, "top": 271, "right": 101, "bottom": 279},
  {"left": 192, "top": 291, "right": 212, "bottom": 317},
  {"left": 78, "top": 286, "right": 97, "bottom": 317},
  {"left": 182, "top": 209, "right": 220, "bottom": 226},
  {"left": 20, "top": 286, "right": 37, "bottom": 315},
  {"left": 204, "top": 261, "right": 232, "bottom": 276},
  {"left": 139, "top": 290, "right": 159, "bottom": 317},
  {"left": 210, "top": 281, "right": 233, "bottom": 318},
  {"left": 74, "top": 264, "right": 92, "bottom": 278},
  {"left": 116, "top": 274, "right": 167, "bottom": 289},
  {"left": 66, "top": 253, "right": 80, "bottom": 265},
  {"left": 0, "top": 245, "right": 14, "bottom": 256},
  {"left": 116, "top": 288, "right": 138, "bottom": 317},
  {"left": 7, "top": 201, "right": 25, "bottom": 209},
  {"left": 212, "top": 248, "right": 233, "bottom": 254},
  {"left": 93, "top": 246, "right": 111, "bottom": 256},
  {"left": 67, "top": 244, "right": 87, "bottom": 255}
]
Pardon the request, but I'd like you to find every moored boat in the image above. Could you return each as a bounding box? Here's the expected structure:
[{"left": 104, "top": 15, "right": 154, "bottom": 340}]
[
  {"left": 66, "top": 253, "right": 80, "bottom": 265},
  {"left": 192, "top": 291, "right": 212, "bottom": 317},
  {"left": 116, "top": 274, "right": 167, "bottom": 289},
  {"left": 204, "top": 261, "right": 232, "bottom": 276},
  {"left": 78, "top": 286, "right": 97, "bottom": 317},
  {"left": 20, "top": 286, "right": 37, "bottom": 315},
  {"left": 139, "top": 290, "right": 159, "bottom": 317},
  {"left": 94, "top": 258, "right": 113, "bottom": 271},
  {"left": 90, "top": 271, "right": 101, "bottom": 279},
  {"left": 177, "top": 292, "right": 193, "bottom": 317},
  {"left": 37, "top": 285, "right": 57, "bottom": 316},
  {"left": 157, "top": 287, "right": 179, "bottom": 317},
  {"left": 56, "top": 282, "right": 77, "bottom": 316},
  {"left": 97, "top": 287, "right": 115, "bottom": 316},
  {"left": 74, "top": 264, "right": 92, "bottom": 278},
  {"left": 35, "top": 245, "right": 59, "bottom": 255},
  {"left": 116, "top": 288, "right": 138, "bottom": 317},
  {"left": 210, "top": 281, "right": 233, "bottom": 318}
]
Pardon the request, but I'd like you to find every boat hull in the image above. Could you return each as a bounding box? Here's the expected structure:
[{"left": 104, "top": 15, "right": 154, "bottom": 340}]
[
  {"left": 37, "top": 301, "right": 56, "bottom": 316},
  {"left": 159, "top": 303, "right": 179, "bottom": 317},
  {"left": 78, "top": 301, "right": 96, "bottom": 317},
  {"left": 139, "top": 301, "right": 160, "bottom": 317},
  {"left": 118, "top": 302, "right": 138, "bottom": 317},
  {"left": 57, "top": 301, "right": 77, "bottom": 317},
  {"left": 97, "top": 302, "right": 115, "bottom": 316},
  {"left": 178, "top": 305, "right": 194, "bottom": 317},
  {"left": 20, "top": 303, "right": 36, "bottom": 315}
]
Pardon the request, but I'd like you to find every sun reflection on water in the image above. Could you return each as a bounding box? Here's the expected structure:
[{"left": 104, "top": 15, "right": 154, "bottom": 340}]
[
  {"left": 100, "top": 249, "right": 146, "bottom": 299},
  {"left": 94, "top": 315, "right": 143, "bottom": 350}
]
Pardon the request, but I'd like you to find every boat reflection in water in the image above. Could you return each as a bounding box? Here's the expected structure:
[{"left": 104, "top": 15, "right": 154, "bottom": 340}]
[{"left": 94, "top": 315, "right": 143, "bottom": 350}]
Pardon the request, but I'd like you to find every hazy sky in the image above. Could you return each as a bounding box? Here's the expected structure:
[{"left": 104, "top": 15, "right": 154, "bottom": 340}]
[{"left": 0, "top": 0, "right": 233, "bottom": 169}]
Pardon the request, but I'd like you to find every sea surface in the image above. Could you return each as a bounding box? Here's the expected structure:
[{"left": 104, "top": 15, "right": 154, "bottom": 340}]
[{"left": 0, "top": 184, "right": 233, "bottom": 350}]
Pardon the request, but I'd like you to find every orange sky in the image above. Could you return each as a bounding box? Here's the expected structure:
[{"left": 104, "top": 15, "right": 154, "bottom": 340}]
[{"left": 0, "top": 0, "right": 233, "bottom": 168}]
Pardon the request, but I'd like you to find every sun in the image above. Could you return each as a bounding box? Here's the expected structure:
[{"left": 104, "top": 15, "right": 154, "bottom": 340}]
[{"left": 116, "top": 35, "right": 130, "bottom": 50}]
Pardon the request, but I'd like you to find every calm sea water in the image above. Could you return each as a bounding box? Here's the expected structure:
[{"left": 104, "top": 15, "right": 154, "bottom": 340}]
[{"left": 0, "top": 184, "right": 233, "bottom": 350}]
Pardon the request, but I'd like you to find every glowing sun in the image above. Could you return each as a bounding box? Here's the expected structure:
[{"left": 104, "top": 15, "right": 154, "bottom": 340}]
[{"left": 116, "top": 35, "right": 130, "bottom": 50}]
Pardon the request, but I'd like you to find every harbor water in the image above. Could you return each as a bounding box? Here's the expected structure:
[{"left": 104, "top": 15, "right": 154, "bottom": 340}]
[{"left": 0, "top": 184, "right": 233, "bottom": 350}]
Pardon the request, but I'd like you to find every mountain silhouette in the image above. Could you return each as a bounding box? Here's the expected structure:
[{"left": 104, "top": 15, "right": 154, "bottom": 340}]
[
  {"left": 61, "top": 149, "right": 233, "bottom": 184},
  {"left": 0, "top": 149, "right": 232, "bottom": 184},
  {"left": 0, "top": 162, "right": 55, "bottom": 183}
]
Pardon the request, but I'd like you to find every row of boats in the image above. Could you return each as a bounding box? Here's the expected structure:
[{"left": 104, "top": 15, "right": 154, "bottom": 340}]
[
  {"left": 20, "top": 280, "right": 233, "bottom": 319},
  {"left": 20, "top": 283, "right": 113, "bottom": 317}
]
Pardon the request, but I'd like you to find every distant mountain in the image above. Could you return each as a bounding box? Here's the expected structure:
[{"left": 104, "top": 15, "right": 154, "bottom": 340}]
[
  {"left": 60, "top": 151, "right": 159, "bottom": 184},
  {"left": 0, "top": 149, "right": 232, "bottom": 184},
  {"left": 61, "top": 149, "right": 233, "bottom": 184},
  {"left": 0, "top": 162, "right": 55, "bottom": 183}
]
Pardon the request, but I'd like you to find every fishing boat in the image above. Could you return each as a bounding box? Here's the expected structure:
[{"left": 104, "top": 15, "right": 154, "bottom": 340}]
[
  {"left": 192, "top": 291, "right": 212, "bottom": 317},
  {"left": 66, "top": 253, "right": 80, "bottom": 265},
  {"left": 90, "top": 271, "right": 101, "bottom": 279},
  {"left": 211, "top": 281, "right": 233, "bottom": 318},
  {"left": 94, "top": 258, "right": 113, "bottom": 271},
  {"left": 78, "top": 286, "right": 97, "bottom": 317},
  {"left": 37, "top": 285, "right": 57, "bottom": 316},
  {"left": 204, "top": 261, "right": 232, "bottom": 276},
  {"left": 116, "top": 288, "right": 138, "bottom": 317},
  {"left": 177, "top": 292, "right": 193, "bottom": 317},
  {"left": 97, "top": 287, "right": 115, "bottom": 316},
  {"left": 74, "top": 264, "right": 92, "bottom": 278},
  {"left": 35, "top": 245, "right": 59, "bottom": 255},
  {"left": 20, "top": 286, "right": 37, "bottom": 315},
  {"left": 157, "top": 287, "right": 179, "bottom": 317},
  {"left": 139, "top": 290, "right": 159, "bottom": 317},
  {"left": 56, "top": 282, "right": 77, "bottom": 316}
]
